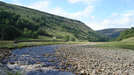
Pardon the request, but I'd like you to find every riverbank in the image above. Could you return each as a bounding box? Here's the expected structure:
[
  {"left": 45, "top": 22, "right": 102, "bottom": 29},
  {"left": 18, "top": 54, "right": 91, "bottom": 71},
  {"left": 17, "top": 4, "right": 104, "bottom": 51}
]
[
  {"left": 1, "top": 45, "right": 77, "bottom": 75},
  {"left": 0, "top": 41, "right": 91, "bottom": 75},
  {"left": 0, "top": 41, "right": 89, "bottom": 61},
  {"left": 0, "top": 48, "right": 11, "bottom": 61},
  {"left": 55, "top": 45, "right": 134, "bottom": 75},
  {"left": 95, "top": 41, "right": 134, "bottom": 50},
  {"left": 0, "top": 41, "right": 90, "bottom": 49},
  {"left": 1, "top": 41, "right": 134, "bottom": 75},
  {"left": 0, "top": 48, "right": 20, "bottom": 75}
]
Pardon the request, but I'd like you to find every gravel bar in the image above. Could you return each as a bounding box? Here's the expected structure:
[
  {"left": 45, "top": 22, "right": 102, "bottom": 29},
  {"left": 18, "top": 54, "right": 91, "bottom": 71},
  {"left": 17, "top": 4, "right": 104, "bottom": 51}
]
[{"left": 55, "top": 45, "right": 134, "bottom": 75}]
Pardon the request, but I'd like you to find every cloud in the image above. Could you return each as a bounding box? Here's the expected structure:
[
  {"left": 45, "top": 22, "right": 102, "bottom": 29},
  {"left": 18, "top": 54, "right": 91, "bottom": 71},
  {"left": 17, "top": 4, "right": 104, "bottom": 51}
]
[
  {"left": 28, "top": 0, "right": 49, "bottom": 11},
  {"left": 48, "top": 0, "right": 96, "bottom": 22},
  {"left": 103, "top": 11, "right": 134, "bottom": 27},
  {"left": 68, "top": 0, "right": 96, "bottom": 4},
  {"left": 3, "top": 0, "right": 25, "bottom": 6},
  {"left": 48, "top": 5, "right": 94, "bottom": 20},
  {"left": 87, "top": 11, "right": 134, "bottom": 30},
  {"left": 27, "top": 0, "right": 50, "bottom": 11},
  {"left": 22, "top": 0, "right": 95, "bottom": 21}
]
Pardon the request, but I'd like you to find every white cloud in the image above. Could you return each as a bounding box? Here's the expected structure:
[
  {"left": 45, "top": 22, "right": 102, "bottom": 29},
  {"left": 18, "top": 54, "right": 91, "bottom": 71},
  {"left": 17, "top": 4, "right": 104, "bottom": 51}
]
[
  {"left": 54, "top": 5, "right": 94, "bottom": 19},
  {"left": 3, "top": 0, "right": 25, "bottom": 6},
  {"left": 27, "top": 0, "right": 50, "bottom": 11},
  {"left": 68, "top": 0, "right": 81, "bottom": 3},
  {"left": 23, "top": 0, "right": 95, "bottom": 21},
  {"left": 90, "top": 16, "right": 95, "bottom": 19},
  {"left": 87, "top": 11, "right": 134, "bottom": 30},
  {"left": 68, "top": 0, "right": 96, "bottom": 4},
  {"left": 47, "top": 5, "right": 93, "bottom": 20},
  {"left": 86, "top": 21, "right": 105, "bottom": 30}
]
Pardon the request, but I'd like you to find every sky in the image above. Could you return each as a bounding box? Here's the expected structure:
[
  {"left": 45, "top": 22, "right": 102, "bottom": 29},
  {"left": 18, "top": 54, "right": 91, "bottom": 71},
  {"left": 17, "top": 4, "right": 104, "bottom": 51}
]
[{"left": 0, "top": 0, "right": 134, "bottom": 30}]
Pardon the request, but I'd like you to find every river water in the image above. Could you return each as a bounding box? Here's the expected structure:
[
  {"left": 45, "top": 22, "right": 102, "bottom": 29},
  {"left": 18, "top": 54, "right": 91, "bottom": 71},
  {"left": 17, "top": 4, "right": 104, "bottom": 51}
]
[{"left": 2, "top": 45, "right": 74, "bottom": 75}]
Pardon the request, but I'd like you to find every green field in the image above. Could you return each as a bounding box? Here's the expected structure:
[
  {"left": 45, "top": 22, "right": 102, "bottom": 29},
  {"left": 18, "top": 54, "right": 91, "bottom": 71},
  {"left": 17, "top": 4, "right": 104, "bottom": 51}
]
[
  {"left": 95, "top": 37, "right": 134, "bottom": 50},
  {"left": 1, "top": 37, "right": 134, "bottom": 50},
  {"left": 0, "top": 41, "right": 89, "bottom": 49}
]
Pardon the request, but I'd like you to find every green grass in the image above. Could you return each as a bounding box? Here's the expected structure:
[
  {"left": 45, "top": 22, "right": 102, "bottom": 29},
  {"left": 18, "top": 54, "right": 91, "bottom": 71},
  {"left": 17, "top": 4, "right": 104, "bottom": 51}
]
[
  {"left": 121, "top": 37, "right": 134, "bottom": 42},
  {"left": 0, "top": 41, "right": 15, "bottom": 48},
  {"left": 95, "top": 38, "right": 134, "bottom": 50},
  {"left": 1, "top": 37, "right": 134, "bottom": 50},
  {"left": 0, "top": 41, "right": 89, "bottom": 49}
]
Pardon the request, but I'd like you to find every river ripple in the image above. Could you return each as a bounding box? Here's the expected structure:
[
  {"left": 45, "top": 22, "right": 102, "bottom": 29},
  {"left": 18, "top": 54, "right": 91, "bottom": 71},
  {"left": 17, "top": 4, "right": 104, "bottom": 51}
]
[{"left": 3, "top": 45, "right": 74, "bottom": 75}]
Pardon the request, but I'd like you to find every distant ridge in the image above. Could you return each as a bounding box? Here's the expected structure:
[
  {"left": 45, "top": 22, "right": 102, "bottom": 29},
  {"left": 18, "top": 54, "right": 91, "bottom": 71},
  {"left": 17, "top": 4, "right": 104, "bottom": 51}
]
[{"left": 97, "top": 28, "right": 128, "bottom": 40}]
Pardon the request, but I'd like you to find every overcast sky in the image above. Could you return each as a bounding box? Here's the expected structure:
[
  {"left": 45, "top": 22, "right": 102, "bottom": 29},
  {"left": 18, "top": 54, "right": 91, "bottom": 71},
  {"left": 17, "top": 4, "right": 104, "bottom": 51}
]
[{"left": 1, "top": 0, "right": 134, "bottom": 30}]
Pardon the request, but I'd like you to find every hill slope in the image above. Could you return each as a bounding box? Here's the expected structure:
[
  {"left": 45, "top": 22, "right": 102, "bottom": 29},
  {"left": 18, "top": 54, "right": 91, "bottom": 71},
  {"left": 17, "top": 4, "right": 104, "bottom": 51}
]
[
  {"left": 97, "top": 28, "right": 128, "bottom": 40},
  {"left": 0, "top": 1, "right": 107, "bottom": 42},
  {"left": 117, "top": 27, "right": 134, "bottom": 41},
  {"left": 97, "top": 28, "right": 134, "bottom": 50},
  {"left": 121, "top": 37, "right": 134, "bottom": 42}
]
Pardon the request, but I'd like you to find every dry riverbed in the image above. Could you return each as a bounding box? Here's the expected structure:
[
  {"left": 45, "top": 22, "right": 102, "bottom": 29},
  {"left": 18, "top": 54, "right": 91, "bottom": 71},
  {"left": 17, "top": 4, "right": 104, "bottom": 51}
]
[{"left": 55, "top": 45, "right": 134, "bottom": 75}]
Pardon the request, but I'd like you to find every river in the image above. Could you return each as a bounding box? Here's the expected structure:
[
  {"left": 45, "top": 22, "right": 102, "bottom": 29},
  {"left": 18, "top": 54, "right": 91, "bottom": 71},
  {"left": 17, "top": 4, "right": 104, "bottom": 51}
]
[{"left": 2, "top": 45, "right": 75, "bottom": 75}]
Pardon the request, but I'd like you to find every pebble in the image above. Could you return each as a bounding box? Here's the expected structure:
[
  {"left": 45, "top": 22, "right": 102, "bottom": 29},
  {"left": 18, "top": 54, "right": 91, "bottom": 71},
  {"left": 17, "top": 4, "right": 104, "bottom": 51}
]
[{"left": 55, "top": 45, "right": 134, "bottom": 75}]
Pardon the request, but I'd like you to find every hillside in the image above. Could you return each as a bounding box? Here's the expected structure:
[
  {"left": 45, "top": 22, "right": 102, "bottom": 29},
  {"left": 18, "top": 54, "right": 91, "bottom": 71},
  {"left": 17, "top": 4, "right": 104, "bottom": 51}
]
[
  {"left": 0, "top": 1, "right": 107, "bottom": 42},
  {"left": 96, "top": 28, "right": 134, "bottom": 50},
  {"left": 117, "top": 27, "right": 134, "bottom": 41},
  {"left": 97, "top": 28, "right": 128, "bottom": 40},
  {"left": 121, "top": 37, "right": 134, "bottom": 42}
]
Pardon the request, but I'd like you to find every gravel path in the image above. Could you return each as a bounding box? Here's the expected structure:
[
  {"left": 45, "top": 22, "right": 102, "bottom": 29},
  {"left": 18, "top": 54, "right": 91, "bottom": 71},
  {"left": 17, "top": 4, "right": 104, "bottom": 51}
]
[{"left": 55, "top": 45, "right": 134, "bottom": 75}]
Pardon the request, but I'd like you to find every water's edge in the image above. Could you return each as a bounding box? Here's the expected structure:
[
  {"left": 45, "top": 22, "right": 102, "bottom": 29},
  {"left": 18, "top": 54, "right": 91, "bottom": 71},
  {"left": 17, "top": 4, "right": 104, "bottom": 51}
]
[{"left": 2, "top": 45, "right": 75, "bottom": 75}]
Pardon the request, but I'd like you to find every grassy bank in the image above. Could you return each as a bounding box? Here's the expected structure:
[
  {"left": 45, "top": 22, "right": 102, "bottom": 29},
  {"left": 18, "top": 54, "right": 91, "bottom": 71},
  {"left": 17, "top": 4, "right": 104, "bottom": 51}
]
[
  {"left": 1, "top": 40, "right": 134, "bottom": 50},
  {"left": 0, "top": 41, "right": 89, "bottom": 49},
  {"left": 95, "top": 41, "right": 134, "bottom": 50},
  {"left": 98, "top": 37, "right": 134, "bottom": 50}
]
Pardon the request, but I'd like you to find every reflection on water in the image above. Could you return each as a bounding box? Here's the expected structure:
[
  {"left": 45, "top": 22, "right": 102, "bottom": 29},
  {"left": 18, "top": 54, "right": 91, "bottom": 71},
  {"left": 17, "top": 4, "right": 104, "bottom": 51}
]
[
  {"left": 3, "top": 45, "right": 74, "bottom": 75},
  {"left": 28, "top": 70, "right": 74, "bottom": 75}
]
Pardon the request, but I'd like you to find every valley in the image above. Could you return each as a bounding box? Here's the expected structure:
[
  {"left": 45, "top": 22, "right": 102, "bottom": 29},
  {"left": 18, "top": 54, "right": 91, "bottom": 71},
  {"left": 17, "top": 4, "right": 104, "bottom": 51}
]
[{"left": 0, "top": 1, "right": 134, "bottom": 75}]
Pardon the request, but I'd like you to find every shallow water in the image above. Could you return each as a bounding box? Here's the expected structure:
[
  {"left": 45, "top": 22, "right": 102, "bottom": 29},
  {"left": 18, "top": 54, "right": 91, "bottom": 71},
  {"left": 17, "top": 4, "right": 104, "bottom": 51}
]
[
  {"left": 27, "top": 70, "right": 74, "bottom": 75},
  {"left": 3, "top": 45, "right": 74, "bottom": 75}
]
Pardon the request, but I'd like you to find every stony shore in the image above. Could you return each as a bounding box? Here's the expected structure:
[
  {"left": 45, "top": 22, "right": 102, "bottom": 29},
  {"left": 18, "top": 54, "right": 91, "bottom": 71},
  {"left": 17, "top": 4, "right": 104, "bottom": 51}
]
[
  {"left": 1, "top": 44, "right": 134, "bottom": 75},
  {"left": 0, "top": 48, "right": 12, "bottom": 75},
  {"left": 55, "top": 45, "right": 134, "bottom": 75},
  {"left": 0, "top": 45, "right": 75, "bottom": 75},
  {"left": 0, "top": 48, "right": 11, "bottom": 61}
]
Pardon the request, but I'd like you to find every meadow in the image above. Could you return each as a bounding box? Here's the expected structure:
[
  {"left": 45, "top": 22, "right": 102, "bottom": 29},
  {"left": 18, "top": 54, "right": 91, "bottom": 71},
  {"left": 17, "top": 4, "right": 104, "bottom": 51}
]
[
  {"left": 96, "top": 37, "right": 134, "bottom": 50},
  {"left": 0, "top": 40, "right": 89, "bottom": 49}
]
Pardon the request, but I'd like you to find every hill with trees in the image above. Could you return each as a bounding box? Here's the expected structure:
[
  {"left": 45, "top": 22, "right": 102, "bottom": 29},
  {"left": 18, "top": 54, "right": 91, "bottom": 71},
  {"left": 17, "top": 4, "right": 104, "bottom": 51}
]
[
  {"left": 0, "top": 1, "right": 108, "bottom": 42},
  {"left": 97, "top": 28, "right": 128, "bottom": 40},
  {"left": 117, "top": 27, "right": 134, "bottom": 41}
]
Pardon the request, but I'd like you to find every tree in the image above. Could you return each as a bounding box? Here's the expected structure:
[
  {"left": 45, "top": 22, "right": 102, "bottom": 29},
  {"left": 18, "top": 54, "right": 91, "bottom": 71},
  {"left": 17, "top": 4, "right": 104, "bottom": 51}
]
[
  {"left": 23, "top": 28, "right": 38, "bottom": 38},
  {"left": 0, "top": 24, "right": 21, "bottom": 40}
]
